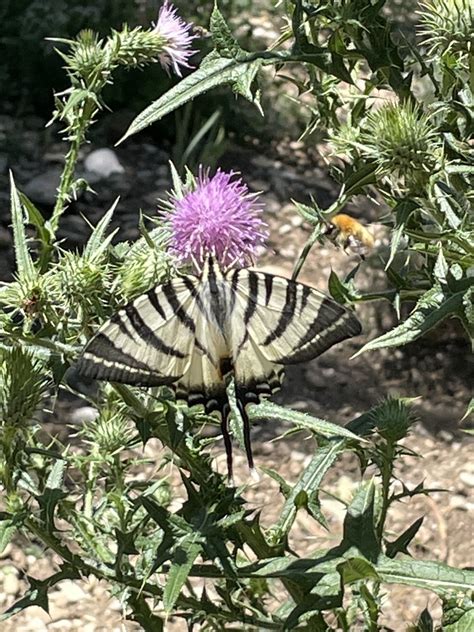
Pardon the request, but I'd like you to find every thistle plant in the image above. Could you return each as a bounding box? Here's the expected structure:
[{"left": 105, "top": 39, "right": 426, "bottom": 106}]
[
  {"left": 0, "top": 1, "right": 473, "bottom": 630},
  {"left": 46, "top": 1, "right": 197, "bottom": 247}
]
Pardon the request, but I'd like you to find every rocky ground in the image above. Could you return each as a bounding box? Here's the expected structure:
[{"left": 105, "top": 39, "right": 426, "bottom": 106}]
[{"left": 0, "top": 114, "right": 472, "bottom": 631}]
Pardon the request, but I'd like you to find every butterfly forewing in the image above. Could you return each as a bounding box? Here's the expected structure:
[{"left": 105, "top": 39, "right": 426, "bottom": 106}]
[{"left": 78, "top": 276, "right": 202, "bottom": 386}]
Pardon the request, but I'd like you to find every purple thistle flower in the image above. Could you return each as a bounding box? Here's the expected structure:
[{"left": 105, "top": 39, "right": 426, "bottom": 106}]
[
  {"left": 168, "top": 168, "right": 268, "bottom": 270},
  {"left": 153, "top": 1, "right": 197, "bottom": 77}
]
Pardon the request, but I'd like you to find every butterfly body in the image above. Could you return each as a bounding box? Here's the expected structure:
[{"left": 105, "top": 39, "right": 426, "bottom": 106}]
[{"left": 77, "top": 257, "right": 361, "bottom": 475}]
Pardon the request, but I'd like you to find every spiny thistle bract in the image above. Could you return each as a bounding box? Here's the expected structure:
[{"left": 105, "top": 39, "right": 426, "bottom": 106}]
[
  {"left": 370, "top": 397, "right": 417, "bottom": 442},
  {"left": 359, "top": 102, "right": 442, "bottom": 191},
  {"left": 116, "top": 236, "right": 171, "bottom": 301},
  {"left": 418, "top": 0, "right": 474, "bottom": 58},
  {"left": 56, "top": 251, "right": 114, "bottom": 324},
  {"left": 79, "top": 392, "right": 135, "bottom": 455},
  {"left": 0, "top": 347, "right": 50, "bottom": 429}
]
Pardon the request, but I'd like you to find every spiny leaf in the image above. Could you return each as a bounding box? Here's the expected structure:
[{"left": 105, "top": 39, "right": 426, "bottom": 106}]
[
  {"left": 354, "top": 287, "right": 464, "bottom": 355},
  {"left": 248, "top": 401, "right": 366, "bottom": 443},
  {"left": 273, "top": 440, "right": 346, "bottom": 541},
  {"left": 386, "top": 516, "right": 424, "bottom": 558},
  {"left": 386, "top": 199, "right": 418, "bottom": 269},
  {"left": 210, "top": 3, "right": 244, "bottom": 59},
  {"left": 342, "top": 479, "right": 380, "bottom": 560},
  {"left": 83, "top": 198, "right": 120, "bottom": 260},
  {"left": 9, "top": 172, "right": 36, "bottom": 282},
  {"left": 163, "top": 534, "right": 203, "bottom": 613},
  {"left": 376, "top": 555, "right": 474, "bottom": 594},
  {"left": 118, "top": 52, "right": 263, "bottom": 143},
  {"left": 337, "top": 557, "right": 380, "bottom": 584},
  {"left": 0, "top": 518, "right": 17, "bottom": 555}
]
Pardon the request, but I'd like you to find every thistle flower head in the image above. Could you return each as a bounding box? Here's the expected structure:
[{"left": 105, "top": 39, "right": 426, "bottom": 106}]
[
  {"left": 167, "top": 168, "right": 268, "bottom": 270},
  {"left": 370, "top": 397, "right": 417, "bottom": 442},
  {"left": 153, "top": 1, "right": 197, "bottom": 76},
  {"left": 418, "top": 0, "right": 474, "bottom": 59},
  {"left": 360, "top": 102, "right": 441, "bottom": 190}
]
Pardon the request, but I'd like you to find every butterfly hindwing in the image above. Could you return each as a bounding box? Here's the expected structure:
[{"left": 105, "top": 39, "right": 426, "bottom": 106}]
[{"left": 227, "top": 267, "right": 361, "bottom": 402}]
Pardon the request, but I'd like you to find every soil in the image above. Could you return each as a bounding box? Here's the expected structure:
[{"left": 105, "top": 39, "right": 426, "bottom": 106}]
[{"left": 0, "top": 116, "right": 472, "bottom": 631}]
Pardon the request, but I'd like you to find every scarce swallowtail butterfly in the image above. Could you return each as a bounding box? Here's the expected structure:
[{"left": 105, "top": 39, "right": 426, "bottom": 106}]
[{"left": 77, "top": 257, "right": 361, "bottom": 477}]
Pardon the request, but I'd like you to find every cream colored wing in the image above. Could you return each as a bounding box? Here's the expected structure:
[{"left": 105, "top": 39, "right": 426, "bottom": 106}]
[
  {"left": 76, "top": 274, "right": 225, "bottom": 406},
  {"left": 227, "top": 267, "right": 361, "bottom": 403}
]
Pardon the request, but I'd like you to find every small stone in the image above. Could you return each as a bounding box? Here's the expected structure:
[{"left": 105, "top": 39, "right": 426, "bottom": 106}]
[
  {"left": 249, "top": 179, "right": 268, "bottom": 192},
  {"left": 3, "top": 569, "right": 20, "bottom": 595},
  {"left": 291, "top": 215, "right": 304, "bottom": 227},
  {"left": 24, "top": 167, "right": 62, "bottom": 205},
  {"left": 54, "top": 580, "right": 87, "bottom": 604},
  {"left": 18, "top": 618, "right": 48, "bottom": 632},
  {"left": 336, "top": 475, "right": 355, "bottom": 503},
  {"left": 450, "top": 494, "right": 469, "bottom": 510},
  {"left": 84, "top": 148, "right": 124, "bottom": 179},
  {"left": 320, "top": 499, "right": 346, "bottom": 524},
  {"left": 459, "top": 471, "right": 474, "bottom": 488},
  {"left": 278, "top": 224, "right": 292, "bottom": 235},
  {"left": 49, "top": 620, "right": 75, "bottom": 630},
  {"left": 69, "top": 406, "right": 99, "bottom": 425}
]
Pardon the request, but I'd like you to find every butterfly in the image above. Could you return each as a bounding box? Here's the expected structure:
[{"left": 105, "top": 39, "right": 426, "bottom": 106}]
[{"left": 77, "top": 257, "right": 361, "bottom": 478}]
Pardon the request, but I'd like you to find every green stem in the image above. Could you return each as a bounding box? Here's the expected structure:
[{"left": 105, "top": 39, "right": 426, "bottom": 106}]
[
  {"left": 377, "top": 440, "right": 395, "bottom": 542},
  {"left": 292, "top": 227, "right": 321, "bottom": 280}
]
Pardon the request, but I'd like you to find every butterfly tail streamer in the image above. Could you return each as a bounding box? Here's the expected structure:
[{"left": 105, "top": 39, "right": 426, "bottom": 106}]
[
  {"left": 236, "top": 397, "right": 255, "bottom": 473},
  {"left": 220, "top": 402, "right": 234, "bottom": 483}
]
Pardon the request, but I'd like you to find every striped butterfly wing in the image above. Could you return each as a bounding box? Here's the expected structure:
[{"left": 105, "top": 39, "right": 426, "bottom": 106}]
[
  {"left": 227, "top": 267, "right": 362, "bottom": 405},
  {"left": 76, "top": 275, "right": 226, "bottom": 406}
]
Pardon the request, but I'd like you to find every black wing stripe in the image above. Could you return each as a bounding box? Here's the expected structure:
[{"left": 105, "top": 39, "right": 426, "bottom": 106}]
[
  {"left": 124, "top": 304, "right": 186, "bottom": 358},
  {"left": 80, "top": 333, "right": 159, "bottom": 371},
  {"left": 206, "top": 257, "right": 225, "bottom": 328},
  {"left": 263, "top": 273, "right": 273, "bottom": 306},
  {"left": 162, "top": 282, "right": 196, "bottom": 333},
  {"left": 110, "top": 312, "right": 133, "bottom": 337},
  {"left": 147, "top": 288, "right": 167, "bottom": 319},
  {"left": 295, "top": 299, "right": 346, "bottom": 348},
  {"left": 283, "top": 305, "right": 362, "bottom": 364},
  {"left": 243, "top": 272, "right": 259, "bottom": 325},
  {"left": 229, "top": 269, "right": 240, "bottom": 313},
  {"left": 181, "top": 276, "right": 206, "bottom": 314},
  {"left": 263, "top": 280, "right": 298, "bottom": 345},
  {"left": 300, "top": 285, "right": 311, "bottom": 314}
]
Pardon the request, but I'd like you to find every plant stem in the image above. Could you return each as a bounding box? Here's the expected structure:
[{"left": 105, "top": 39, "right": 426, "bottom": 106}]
[{"left": 377, "top": 440, "right": 396, "bottom": 542}]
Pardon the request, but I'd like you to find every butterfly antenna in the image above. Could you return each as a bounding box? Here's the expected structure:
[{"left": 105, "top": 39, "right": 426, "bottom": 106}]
[
  {"left": 221, "top": 403, "right": 234, "bottom": 483},
  {"left": 236, "top": 398, "right": 254, "bottom": 473}
]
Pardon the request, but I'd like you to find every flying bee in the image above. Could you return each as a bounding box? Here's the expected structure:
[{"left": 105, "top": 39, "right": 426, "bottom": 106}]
[{"left": 323, "top": 213, "right": 375, "bottom": 259}]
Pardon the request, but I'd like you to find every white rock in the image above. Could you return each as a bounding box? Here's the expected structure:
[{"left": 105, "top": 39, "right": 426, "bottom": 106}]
[
  {"left": 278, "top": 224, "right": 292, "bottom": 235},
  {"left": 84, "top": 148, "right": 124, "bottom": 179},
  {"left": 459, "top": 471, "right": 474, "bottom": 488},
  {"left": 69, "top": 406, "right": 99, "bottom": 425},
  {"left": 17, "top": 619, "right": 48, "bottom": 632},
  {"left": 54, "top": 579, "right": 88, "bottom": 604},
  {"left": 3, "top": 570, "right": 20, "bottom": 595}
]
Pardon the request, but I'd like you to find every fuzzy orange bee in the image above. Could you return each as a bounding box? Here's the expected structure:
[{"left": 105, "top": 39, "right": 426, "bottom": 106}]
[{"left": 324, "top": 213, "right": 375, "bottom": 258}]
